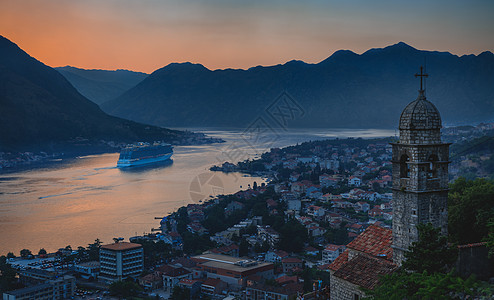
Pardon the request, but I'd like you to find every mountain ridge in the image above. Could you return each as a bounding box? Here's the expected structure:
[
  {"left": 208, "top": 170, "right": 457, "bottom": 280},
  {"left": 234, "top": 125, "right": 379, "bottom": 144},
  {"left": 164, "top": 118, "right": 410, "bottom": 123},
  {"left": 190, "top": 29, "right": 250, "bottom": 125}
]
[
  {"left": 0, "top": 35, "right": 210, "bottom": 152},
  {"left": 55, "top": 66, "right": 148, "bottom": 105},
  {"left": 101, "top": 42, "right": 494, "bottom": 129}
]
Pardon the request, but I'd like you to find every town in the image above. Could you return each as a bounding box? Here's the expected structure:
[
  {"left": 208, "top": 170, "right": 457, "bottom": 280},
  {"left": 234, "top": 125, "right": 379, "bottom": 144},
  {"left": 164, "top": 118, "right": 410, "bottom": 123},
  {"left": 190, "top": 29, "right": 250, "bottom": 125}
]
[{"left": 2, "top": 121, "right": 494, "bottom": 299}]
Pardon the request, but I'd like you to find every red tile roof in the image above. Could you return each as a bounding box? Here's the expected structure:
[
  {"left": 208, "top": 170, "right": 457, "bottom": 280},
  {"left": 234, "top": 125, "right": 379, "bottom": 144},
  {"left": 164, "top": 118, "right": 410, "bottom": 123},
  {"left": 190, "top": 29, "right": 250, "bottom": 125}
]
[
  {"left": 457, "top": 242, "right": 487, "bottom": 249},
  {"left": 202, "top": 278, "right": 222, "bottom": 287},
  {"left": 347, "top": 224, "right": 392, "bottom": 260},
  {"left": 333, "top": 253, "right": 397, "bottom": 290},
  {"left": 329, "top": 249, "right": 349, "bottom": 272}
]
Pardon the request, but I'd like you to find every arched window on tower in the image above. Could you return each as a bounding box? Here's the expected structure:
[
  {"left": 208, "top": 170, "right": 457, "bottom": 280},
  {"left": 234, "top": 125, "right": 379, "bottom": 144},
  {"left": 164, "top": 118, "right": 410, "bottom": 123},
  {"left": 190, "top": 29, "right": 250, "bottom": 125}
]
[
  {"left": 428, "top": 154, "right": 439, "bottom": 178},
  {"left": 400, "top": 154, "right": 410, "bottom": 178}
]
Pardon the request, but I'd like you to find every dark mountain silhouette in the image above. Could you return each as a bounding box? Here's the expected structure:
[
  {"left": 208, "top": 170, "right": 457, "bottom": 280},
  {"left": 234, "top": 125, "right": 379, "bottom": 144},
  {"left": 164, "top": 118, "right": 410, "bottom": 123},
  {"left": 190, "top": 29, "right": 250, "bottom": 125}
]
[
  {"left": 0, "top": 36, "right": 202, "bottom": 151},
  {"left": 101, "top": 42, "right": 494, "bottom": 129},
  {"left": 56, "top": 66, "right": 148, "bottom": 105}
]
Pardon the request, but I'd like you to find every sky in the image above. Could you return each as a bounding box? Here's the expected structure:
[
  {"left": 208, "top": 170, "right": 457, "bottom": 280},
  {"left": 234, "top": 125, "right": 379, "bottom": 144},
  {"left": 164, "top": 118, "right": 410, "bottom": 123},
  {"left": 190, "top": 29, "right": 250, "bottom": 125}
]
[{"left": 1, "top": 0, "right": 493, "bottom": 73}]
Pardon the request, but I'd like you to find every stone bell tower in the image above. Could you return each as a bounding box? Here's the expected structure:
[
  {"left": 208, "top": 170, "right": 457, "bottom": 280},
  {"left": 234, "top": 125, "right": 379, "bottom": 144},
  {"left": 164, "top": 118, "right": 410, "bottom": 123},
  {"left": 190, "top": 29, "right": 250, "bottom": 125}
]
[{"left": 391, "top": 67, "right": 450, "bottom": 265}]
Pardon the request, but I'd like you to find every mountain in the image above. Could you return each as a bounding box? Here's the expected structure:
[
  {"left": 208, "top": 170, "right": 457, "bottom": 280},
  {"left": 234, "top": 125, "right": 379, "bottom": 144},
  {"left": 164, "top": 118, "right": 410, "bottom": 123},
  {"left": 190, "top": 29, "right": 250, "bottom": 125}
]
[
  {"left": 101, "top": 42, "right": 494, "bottom": 129},
  {"left": 0, "top": 36, "right": 205, "bottom": 151},
  {"left": 56, "top": 66, "right": 148, "bottom": 105}
]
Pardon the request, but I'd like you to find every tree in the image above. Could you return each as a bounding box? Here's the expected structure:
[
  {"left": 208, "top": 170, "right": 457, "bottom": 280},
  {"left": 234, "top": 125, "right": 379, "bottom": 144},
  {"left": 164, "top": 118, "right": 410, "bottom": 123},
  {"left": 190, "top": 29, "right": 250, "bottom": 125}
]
[
  {"left": 485, "top": 217, "right": 494, "bottom": 258},
  {"left": 19, "top": 249, "right": 32, "bottom": 258},
  {"left": 87, "top": 239, "right": 102, "bottom": 261},
  {"left": 403, "top": 223, "right": 457, "bottom": 274},
  {"left": 0, "top": 255, "right": 20, "bottom": 293},
  {"left": 368, "top": 270, "right": 494, "bottom": 299},
  {"left": 109, "top": 280, "right": 142, "bottom": 298},
  {"left": 278, "top": 220, "right": 308, "bottom": 253},
  {"left": 239, "top": 239, "right": 250, "bottom": 257},
  {"left": 38, "top": 248, "right": 47, "bottom": 256},
  {"left": 448, "top": 177, "right": 494, "bottom": 244},
  {"left": 6, "top": 253, "right": 15, "bottom": 259},
  {"left": 171, "top": 286, "right": 190, "bottom": 300}
]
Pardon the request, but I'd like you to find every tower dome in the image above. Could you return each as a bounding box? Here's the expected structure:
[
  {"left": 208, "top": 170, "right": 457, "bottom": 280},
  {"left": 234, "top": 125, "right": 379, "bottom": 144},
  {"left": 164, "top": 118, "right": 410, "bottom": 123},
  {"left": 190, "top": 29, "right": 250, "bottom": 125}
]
[
  {"left": 398, "top": 67, "right": 442, "bottom": 144},
  {"left": 399, "top": 91, "right": 442, "bottom": 130}
]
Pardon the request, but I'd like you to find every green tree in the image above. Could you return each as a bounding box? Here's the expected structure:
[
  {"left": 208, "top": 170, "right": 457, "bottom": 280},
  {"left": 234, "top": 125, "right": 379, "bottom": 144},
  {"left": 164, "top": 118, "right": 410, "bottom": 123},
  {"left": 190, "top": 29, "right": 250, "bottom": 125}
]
[
  {"left": 38, "top": 248, "right": 47, "bottom": 256},
  {"left": 277, "top": 220, "right": 308, "bottom": 253},
  {"left": 0, "top": 256, "right": 20, "bottom": 293},
  {"left": 485, "top": 217, "right": 494, "bottom": 258},
  {"left": 403, "top": 223, "right": 457, "bottom": 274},
  {"left": 19, "top": 249, "right": 32, "bottom": 258},
  {"left": 171, "top": 286, "right": 190, "bottom": 300},
  {"left": 87, "top": 239, "right": 102, "bottom": 261},
  {"left": 368, "top": 270, "right": 493, "bottom": 299},
  {"left": 6, "top": 252, "right": 15, "bottom": 259},
  {"left": 109, "top": 280, "right": 142, "bottom": 298},
  {"left": 239, "top": 238, "right": 250, "bottom": 257},
  {"left": 449, "top": 177, "right": 494, "bottom": 244}
]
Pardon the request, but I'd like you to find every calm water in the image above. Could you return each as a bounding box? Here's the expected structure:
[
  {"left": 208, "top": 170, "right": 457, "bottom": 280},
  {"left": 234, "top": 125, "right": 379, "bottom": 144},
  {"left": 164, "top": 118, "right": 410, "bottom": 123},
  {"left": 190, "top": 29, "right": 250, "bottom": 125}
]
[{"left": 0, "top": 129, "right": 393, "bottom": 255}]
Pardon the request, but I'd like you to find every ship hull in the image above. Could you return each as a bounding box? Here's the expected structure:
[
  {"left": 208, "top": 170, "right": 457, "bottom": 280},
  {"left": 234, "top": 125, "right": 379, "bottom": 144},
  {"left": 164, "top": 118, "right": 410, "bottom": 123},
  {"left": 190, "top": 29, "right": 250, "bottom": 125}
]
[{"left": 117, "top": 153, "right": 172, "bottom": 168}]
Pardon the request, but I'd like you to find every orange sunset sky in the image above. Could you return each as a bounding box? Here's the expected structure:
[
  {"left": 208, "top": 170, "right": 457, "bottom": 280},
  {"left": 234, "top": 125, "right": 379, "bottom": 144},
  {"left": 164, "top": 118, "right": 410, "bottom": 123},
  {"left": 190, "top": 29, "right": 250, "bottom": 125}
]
[{"left": 1, "top": 0, "right": 493, "bottom": 73}]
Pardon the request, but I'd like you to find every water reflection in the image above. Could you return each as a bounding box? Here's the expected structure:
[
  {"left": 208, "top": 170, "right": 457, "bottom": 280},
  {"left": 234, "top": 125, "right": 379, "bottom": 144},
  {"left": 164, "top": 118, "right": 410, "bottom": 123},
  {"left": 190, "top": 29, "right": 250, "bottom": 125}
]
[
  {"left": 117, "top": 159, "right": 174, "bottom": 173},
  {"left": 0, "top": 128, "right": 393, "bottom": 254}
]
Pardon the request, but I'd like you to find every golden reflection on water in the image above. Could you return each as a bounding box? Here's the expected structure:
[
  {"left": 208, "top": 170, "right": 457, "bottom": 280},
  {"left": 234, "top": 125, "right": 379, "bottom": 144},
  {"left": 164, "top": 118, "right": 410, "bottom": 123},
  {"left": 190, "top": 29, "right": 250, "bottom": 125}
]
[
  {"left": 0, "top": 129, "right": 394, "bottom": 254},
  {"left": 0, "top": 151, "right": 263, "bottom": 254}
]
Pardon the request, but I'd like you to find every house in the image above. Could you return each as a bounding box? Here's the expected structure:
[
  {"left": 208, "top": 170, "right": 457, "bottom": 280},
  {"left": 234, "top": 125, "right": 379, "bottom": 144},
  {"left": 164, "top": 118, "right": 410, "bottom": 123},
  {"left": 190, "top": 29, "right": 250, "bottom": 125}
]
[
  {"left": 289, "top": 173, "right": 301, "bottom": 182},
  {"left": 290, "top": 182, "right": 306, "bottom": 195},
  {"left": 287, "top": 199, "right": 301, "bottom": 212},
  {"left": 264, "top": 250, "right": 289, "bottom": 263},
  {"left": 159, "top": 265, "right": 192, "bottom": 291},
  {"left": 306, "top": 205, "right": 326, "bottom": 218},
  {"left": 257, "top": 226, "right": 280, "bottom": 247},
  {"left": 187, "top": 222, "right": 208, "bottom": 235},
  {"left": 320, "top": 174, "right": 338, "bottom": 188},
  {"left": 348, "top": 176, "right": 362, "bottom": 186},
  {"left": 192, "top": 254, "right": 274, "bottom": 288},
  {"left": 305, "top": 184, "right": 321, "bottom": 198},
  {"left": 74, "top": 261, "right": 99, "bottom": 280},
  {"left": 139, "top": 272, "right": 163, "bottom": 290},
  {"left": 346, "top": 223, "right": 364, "bottom": 234},
  {"left": 160, "top": 231, "right": 183, "bottom": 248},
  {"left": 282, "top": 257, "right": 303, "bottom": 273},
  {"left": 280, "top": 191, "right": 297, "bottom": 202},
  {"left": 322, "top": 244, "right": 346, "bottom": 264},
  {"left": 328, "top": 225, "right": 397, "bottom": 300},
  {"left": 225, "top": 201, "right": 245, "bottom": 216},
  {"left": 201, "top": 278, "right": 227, "bottom": 297},
  {"left": 368, "top": 207, "right": 383, "bottom": 218},
  {"left": 209, "top": 244, "right": 240, "bottom": 257},
  {"left": 178, "top": 279, "right": 202, "bottom": 297},
  {"left": 304, "top": 246, "right": 319, "bottom": 256},
  {"left": 308, "top": 226, "right": 326, "bottom": 237},
  {"left": 354, "top": 201, "right": 370, "bottom": 212}
]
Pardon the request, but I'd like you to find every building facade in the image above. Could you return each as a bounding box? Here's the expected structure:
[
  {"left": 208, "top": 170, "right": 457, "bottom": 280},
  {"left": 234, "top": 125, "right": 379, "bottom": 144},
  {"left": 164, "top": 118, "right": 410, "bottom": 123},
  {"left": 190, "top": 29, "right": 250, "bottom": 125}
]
[
  {"left": 99, "top": 242, "right": 144, "bottom": 283},
  {"left": 391, "top": 68, "right": 450, "bottom": 265}
]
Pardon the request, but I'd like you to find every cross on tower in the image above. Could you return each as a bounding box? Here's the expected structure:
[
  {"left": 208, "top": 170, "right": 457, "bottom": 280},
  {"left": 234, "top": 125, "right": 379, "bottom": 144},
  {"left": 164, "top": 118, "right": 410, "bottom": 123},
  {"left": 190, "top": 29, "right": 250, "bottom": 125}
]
[{"left": 415, "top": 66, "right": 428, "bottom": 91}]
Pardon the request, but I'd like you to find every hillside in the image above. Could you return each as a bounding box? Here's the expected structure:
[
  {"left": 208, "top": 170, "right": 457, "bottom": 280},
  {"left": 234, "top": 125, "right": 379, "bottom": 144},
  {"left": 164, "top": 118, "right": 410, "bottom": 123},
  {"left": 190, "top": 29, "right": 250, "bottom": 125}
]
[
  {"left": 56, "top": 66, "right": 148, "bottom": 105},
  {"left": 101, "top": 42, "right": 494, "bottom": 129},
  {"left": 0, "top": 35, "right": 209, "bottom": 152}
]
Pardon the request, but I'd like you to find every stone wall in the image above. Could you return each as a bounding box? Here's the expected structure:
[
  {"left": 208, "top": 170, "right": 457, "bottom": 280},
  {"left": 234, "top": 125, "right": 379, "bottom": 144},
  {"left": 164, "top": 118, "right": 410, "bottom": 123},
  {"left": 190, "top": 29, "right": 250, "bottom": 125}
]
[{"left": 330, "top": 272, "right": 366, "bottom": 300}]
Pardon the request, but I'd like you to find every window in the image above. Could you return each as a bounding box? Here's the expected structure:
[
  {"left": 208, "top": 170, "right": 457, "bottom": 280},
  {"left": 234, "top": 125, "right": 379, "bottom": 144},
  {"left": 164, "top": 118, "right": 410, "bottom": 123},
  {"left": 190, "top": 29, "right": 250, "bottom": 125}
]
[
  {"left": 427, "top": 155, "right": 438, "bottom": 178},
  {"left": 354, "top": 294, "right": 360, "bottom": 300},
  {"left": 400, "top": 154, "right": 410, "bottom": 178}
]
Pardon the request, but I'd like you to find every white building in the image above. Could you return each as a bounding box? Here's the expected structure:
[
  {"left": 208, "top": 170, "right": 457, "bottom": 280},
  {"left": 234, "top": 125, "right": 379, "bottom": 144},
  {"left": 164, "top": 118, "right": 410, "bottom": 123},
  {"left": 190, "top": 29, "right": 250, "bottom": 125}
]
[
  {"left": 322, "top": 244, "right": 346, "bottom": 264},
  {"left": 99, "top": 242, "right": 144, "bottom": 283}
]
